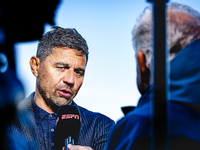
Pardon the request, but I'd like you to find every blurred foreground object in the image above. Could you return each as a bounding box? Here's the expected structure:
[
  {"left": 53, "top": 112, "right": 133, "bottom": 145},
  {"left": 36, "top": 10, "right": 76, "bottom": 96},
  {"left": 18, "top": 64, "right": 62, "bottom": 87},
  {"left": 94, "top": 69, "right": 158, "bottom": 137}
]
[
  {"left": 147, "top": 0, "right": 169, "bottom": 149},
  {"left": 0, "top": 0, "right": 61, "bottom": 149}
]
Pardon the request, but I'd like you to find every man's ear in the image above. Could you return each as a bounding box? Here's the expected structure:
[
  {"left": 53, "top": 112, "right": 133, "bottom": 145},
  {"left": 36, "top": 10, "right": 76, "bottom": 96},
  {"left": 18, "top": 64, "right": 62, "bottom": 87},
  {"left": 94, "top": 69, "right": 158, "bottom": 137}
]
[
  {"left": 30, "top": 56, "right": 40, "bottom": 77},
  {"left": 137, "top": 50, "right": 150, "bottom": 85}
]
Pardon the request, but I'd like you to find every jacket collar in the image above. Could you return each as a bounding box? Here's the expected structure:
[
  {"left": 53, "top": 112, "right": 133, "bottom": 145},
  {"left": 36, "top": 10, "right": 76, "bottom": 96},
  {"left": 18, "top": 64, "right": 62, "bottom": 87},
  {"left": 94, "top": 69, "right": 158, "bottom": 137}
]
[
  {"left": 170, "top": 39, "right": 200, "bottom": 106},
  {"left": 137, "top": 39, "right": 200, "bottom": 109}
]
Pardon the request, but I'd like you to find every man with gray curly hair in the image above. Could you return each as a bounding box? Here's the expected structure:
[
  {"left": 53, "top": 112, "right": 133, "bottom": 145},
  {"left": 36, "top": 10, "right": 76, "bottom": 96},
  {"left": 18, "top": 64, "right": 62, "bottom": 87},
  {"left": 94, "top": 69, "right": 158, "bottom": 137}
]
[{"left": 106, "top": 3, "right": 200, "bottom": 150}]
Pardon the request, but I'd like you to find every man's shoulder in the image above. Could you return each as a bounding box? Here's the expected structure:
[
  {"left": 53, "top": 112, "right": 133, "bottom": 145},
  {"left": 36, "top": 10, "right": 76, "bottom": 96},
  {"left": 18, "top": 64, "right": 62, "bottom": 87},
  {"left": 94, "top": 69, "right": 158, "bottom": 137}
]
[
  {"left": 117, "top": 107, "right": 150, "bottom": 129},
  {"left": 113, "top": 102, "right": 151, "bottom": 138},
  {"left": 125, "top": 101, "right": 151, "bottom": 119},
  {"left": 106, "top": 105, "right": 150, "bottom": 150},
  {"left": 17, "top": 93, "right": 34, "bottom": 112},
  {"left": 9, "top": 93, "right": 37, "bottom": 139},
  {"left": 74, "top": 103, "right": 114, "bottom": 124}
]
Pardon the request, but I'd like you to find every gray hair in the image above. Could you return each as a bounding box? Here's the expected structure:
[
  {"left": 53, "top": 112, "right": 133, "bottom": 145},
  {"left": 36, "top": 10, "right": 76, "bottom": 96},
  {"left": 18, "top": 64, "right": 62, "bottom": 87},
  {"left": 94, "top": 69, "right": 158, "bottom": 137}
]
[
  {"left": 36, "top": 26, "right": 89, "bottom": 62},
  {"left": 132, "top": 2, "right": 200, "bottom": 69}
]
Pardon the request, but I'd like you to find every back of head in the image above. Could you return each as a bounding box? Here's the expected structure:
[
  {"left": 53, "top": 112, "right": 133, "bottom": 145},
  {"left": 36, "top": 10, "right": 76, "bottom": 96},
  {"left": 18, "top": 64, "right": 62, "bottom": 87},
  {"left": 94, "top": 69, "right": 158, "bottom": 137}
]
[
  {"left": 36, "top": 26, "right": 89, "bottom": 63},
  {"left": 132, "top": 3, "right": 200, "bottom": 70}
]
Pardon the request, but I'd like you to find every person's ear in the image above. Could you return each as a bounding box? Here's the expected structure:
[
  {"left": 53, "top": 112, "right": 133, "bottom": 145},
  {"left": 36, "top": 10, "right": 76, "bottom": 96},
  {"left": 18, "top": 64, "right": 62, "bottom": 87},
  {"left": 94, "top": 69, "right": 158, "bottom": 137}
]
[
  {"left": 30, "top": 56, "right": 40, "bottom": 77},
  {"left": 137, "top": 50, "right": 150, "bottom": 85}
]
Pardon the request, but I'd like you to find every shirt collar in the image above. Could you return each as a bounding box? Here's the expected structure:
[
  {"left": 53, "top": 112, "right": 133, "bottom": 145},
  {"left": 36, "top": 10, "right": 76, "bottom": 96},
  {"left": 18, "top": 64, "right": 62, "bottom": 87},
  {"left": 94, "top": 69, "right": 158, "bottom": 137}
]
[
  {"left": 31, "top": 98, "right": 78, "bottom": 124},
  {"left": 32, "top": 99, "right": 56, "bottom": 124}
]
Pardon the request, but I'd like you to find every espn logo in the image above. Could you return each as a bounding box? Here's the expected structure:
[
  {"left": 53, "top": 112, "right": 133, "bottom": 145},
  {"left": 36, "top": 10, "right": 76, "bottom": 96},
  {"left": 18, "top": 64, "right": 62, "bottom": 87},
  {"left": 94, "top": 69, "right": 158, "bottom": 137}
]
[{"left": 62, "top": 114, "right": 80, "bottom": 119}]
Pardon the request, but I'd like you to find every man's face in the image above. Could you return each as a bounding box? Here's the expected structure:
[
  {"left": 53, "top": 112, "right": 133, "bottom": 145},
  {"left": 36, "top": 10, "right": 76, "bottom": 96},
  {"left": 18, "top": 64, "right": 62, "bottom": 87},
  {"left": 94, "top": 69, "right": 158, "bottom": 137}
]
[{"left": 36, "top": 47, "right": 86, "bottom": 108}]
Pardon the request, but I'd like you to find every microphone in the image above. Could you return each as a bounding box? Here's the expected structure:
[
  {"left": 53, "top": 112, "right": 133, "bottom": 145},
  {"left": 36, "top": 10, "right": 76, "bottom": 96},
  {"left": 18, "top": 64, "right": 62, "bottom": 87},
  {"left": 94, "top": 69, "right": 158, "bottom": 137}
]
[{"left": 55, "top": 105, "right": 81, "bottom": 150}]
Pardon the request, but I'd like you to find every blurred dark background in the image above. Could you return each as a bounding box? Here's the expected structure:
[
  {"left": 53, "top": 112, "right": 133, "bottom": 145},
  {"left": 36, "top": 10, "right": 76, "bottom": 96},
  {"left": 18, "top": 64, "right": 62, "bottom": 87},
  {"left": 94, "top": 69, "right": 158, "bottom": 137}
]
[{"left": 0, "top": 0, "right": 61, "bottom": 149}]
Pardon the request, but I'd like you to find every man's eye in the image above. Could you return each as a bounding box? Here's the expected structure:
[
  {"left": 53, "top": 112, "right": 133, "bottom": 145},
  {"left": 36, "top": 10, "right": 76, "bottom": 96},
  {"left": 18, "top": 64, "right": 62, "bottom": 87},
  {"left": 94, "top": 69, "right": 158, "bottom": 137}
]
[
  {"left": 75, "top": 70, "right": 84, "bottom": 76},
  {"left": 57, "top": 67, "right": 66, "bottom": 70},
  {"left": 56, "top": 65, "right": 70, "bottom": 69}
]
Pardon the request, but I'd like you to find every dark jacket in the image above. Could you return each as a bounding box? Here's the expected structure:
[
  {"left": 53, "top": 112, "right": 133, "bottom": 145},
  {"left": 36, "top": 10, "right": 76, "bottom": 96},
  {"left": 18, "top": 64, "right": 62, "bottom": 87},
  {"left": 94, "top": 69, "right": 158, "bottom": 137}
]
[
  {"left": 106, "top": 39, "right": 200, "bottom": 150},
  {"left": 7, "top": 93, "right": 115, "bottom": 150}
]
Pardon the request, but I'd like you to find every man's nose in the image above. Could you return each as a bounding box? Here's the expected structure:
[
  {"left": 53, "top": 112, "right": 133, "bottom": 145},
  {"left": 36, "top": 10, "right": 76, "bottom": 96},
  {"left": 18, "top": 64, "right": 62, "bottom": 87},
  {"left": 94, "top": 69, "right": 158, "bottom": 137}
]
[{"left": 63, "top": 70, "right": 75, "bottom": 87}]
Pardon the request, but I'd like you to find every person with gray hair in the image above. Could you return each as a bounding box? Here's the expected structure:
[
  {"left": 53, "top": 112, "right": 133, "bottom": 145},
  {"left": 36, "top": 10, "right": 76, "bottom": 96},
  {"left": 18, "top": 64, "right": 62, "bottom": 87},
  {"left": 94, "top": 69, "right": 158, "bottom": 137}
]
[
  {"left": 106, "top": 3, "right": 200, "bottom": 150},
  {"left": 7, "top": 26, "right": 114, "bottom": 150}
]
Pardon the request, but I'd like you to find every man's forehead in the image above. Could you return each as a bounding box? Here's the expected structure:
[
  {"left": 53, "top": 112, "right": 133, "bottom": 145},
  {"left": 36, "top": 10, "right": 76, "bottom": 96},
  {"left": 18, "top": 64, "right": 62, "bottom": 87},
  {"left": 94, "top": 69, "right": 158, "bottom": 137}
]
[
  {"left": 45, "top": 47, "right": 86, "bottom": 64},
  {"left": 52, "top": 47, "right": 84, "bottom": 56},
  {"left": 52, "top": 47, "right": 78, "bottom": 53}
]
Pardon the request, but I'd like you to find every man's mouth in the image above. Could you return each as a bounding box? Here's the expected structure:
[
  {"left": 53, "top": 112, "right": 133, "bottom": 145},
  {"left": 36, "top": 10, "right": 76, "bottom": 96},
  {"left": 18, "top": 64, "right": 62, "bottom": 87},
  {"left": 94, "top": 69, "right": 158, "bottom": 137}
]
[{"left": 59, "top": 89, "right": 72, "bottom": 98}]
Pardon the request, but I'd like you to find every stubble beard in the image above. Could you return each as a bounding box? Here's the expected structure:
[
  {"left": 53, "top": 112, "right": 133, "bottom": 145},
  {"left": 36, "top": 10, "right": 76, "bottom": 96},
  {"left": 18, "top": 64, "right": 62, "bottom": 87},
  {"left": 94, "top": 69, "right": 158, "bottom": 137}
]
[{"left": 37, "top": 81, "right": 74, "bottom": 112}]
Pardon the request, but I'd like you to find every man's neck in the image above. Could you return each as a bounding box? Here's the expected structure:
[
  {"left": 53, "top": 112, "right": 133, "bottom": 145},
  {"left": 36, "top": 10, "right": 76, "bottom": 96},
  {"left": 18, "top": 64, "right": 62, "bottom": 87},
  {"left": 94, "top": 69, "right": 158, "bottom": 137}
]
[{"left": 34, "top": 94, "right": 55, "bottom": 114}]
